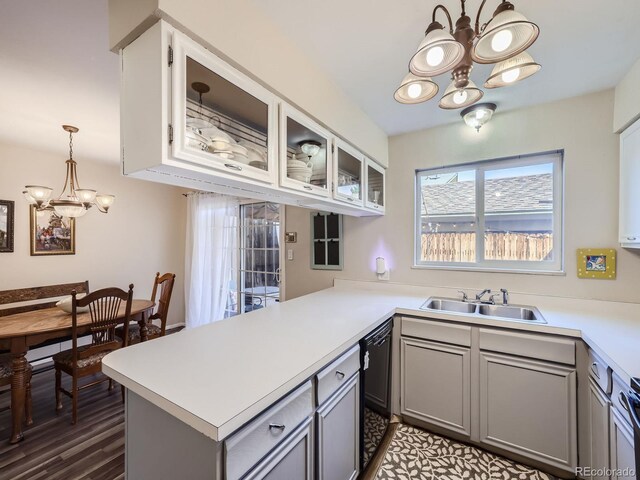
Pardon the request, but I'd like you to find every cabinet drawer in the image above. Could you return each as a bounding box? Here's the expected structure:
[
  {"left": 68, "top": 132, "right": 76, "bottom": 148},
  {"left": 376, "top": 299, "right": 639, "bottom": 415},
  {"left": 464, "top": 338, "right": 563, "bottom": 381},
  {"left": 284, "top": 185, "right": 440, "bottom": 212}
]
[
  {"left": 401, "top": 317, "right": 471, "bottom": 347},
  {"left": 225, "top": 381, "right": 313, "bottom": 480},
  {"left": 588, "top": 349, "right": 612, "bottom": 394},
  {"left": 479, "top": 329, "right": 575, "bottom": 365},
  {"left": 611, "top": 372, "right": 632, "bottom": 419},
  {"left": 316, "top": 344, "right": 360, "bottom": 406}
]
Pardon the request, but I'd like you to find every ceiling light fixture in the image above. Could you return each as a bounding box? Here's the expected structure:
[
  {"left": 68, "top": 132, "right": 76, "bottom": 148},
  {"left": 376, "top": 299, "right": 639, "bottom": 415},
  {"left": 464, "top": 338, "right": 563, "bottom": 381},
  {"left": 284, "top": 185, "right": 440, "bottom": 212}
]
[
  {"left": 23, "top": 125, "right": 115, "bottom": 218},
  {"left": 461, "top": 102, "right": 496, "bottom": 131},
  {"left": 394, "top": 73, "right": 439, "bottom": 104},
  {"left": 396, "top": 0, "right": 541, "bottom": 108}
]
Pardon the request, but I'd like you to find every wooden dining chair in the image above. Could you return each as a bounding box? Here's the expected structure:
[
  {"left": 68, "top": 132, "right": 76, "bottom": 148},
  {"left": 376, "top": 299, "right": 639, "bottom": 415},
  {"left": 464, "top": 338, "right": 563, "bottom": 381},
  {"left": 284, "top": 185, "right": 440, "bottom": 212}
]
[
  {"left": 116, "top": 272, "right": 175, "bottom": 344},
  {"left": 0, "top": 354, "right": 33, "bottom": 426},
  {"left": 53, "top": 285, "right": 133, "bottom": 425}
]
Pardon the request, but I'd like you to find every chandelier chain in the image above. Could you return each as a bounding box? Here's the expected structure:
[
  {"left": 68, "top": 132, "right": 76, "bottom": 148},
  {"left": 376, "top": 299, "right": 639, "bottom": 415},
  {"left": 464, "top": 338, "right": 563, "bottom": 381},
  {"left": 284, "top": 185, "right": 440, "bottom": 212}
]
[{"left": 69, "top": 130, "right": 73, "bottom": 160}]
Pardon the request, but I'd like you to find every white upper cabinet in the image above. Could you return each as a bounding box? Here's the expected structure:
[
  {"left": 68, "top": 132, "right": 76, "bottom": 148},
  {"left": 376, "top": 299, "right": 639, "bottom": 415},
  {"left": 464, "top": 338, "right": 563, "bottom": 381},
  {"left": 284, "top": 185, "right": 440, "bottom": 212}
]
[
  {"left": 171, "top": 31, "right": 278, "bottom": 185},
  {"left": 120, "top": 20, "right": 384, "bottom": 216},
  {"left": 333, "top": 138, "right": 364, "bottom": 207},
  {"left": 620, "top": 117, "right": 640, "bottom": 247},
  {"left": 279, "top": 103, "right": 332, "bottom": 198},
  {"left": 365, "top": 158, "right": 386, "bottom": 213}
]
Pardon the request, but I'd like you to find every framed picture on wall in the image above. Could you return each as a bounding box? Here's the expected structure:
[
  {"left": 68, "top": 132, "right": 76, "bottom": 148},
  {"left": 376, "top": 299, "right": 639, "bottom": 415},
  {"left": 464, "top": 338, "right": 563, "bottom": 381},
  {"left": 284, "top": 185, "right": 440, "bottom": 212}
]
[
  {"left": 0, "top": 200, "right": 14, "bottom": 253},
  {"left": 30, "top": 205, "right": 76, "bottom": 256},
  {"left": 576, "top": 248, "right": 616, "bottom": 280}
]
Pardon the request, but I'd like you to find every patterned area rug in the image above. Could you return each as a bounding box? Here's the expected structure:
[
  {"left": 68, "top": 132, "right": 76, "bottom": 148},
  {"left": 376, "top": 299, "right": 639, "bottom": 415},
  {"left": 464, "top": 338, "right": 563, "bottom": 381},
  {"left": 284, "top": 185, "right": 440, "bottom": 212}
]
[
  {"left": 375, "top": 424, "right": 553, "bottom": 480},
  {"left": 364, "top": 408, "right": 390, "bottom": 467}
]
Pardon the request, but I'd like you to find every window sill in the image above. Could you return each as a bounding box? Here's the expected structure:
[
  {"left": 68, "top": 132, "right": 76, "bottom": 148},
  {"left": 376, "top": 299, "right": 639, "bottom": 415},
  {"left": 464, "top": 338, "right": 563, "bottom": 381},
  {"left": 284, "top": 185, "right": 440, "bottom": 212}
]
[{"left": 411, "top": 264, "right": 566, "bottom": 276}]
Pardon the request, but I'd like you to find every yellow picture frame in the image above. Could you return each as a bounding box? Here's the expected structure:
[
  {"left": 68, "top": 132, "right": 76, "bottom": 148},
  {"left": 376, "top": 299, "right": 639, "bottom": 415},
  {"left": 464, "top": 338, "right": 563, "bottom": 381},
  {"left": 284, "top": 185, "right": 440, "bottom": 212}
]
[{"left": 576, "top": 248, "right": 616, "bottom": 280}]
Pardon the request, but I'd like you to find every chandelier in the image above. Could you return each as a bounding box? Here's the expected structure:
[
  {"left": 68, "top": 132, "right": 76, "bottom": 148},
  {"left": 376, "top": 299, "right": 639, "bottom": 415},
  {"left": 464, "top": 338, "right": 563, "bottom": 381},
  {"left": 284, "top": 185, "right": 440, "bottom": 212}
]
[
  {"left": 23, "top": 125, "right": 115, "bottom": 218},
  {"left": 394, "top": 0, "right": 541, "bottom": 108}
]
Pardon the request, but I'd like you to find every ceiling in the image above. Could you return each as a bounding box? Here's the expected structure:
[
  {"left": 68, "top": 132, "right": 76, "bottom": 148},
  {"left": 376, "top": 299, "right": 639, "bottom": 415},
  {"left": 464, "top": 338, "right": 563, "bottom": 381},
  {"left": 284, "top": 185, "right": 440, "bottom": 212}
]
[
  {"left": 1, "top": 1, "right": 639, "bottom": 166},
  {"left": 249, "top": 0, "right": 640, "bottom": 135},
  {"left": 0, "top": 0, "right": 119, "bottom": 164}
]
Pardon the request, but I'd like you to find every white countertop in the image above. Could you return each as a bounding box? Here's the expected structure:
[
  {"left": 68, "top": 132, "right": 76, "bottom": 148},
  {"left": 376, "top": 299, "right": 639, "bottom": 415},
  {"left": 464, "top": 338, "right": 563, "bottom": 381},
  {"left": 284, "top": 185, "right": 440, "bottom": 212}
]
[{"left": 102, "top": 280, "right": 640, "bottom": 443}]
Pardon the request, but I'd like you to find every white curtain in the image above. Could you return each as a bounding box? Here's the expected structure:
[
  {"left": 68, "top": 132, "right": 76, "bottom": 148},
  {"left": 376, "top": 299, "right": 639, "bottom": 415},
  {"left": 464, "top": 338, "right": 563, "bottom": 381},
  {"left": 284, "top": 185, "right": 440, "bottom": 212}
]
[{"left": 185, "top": 193, "right": 238, "bottom": 329}]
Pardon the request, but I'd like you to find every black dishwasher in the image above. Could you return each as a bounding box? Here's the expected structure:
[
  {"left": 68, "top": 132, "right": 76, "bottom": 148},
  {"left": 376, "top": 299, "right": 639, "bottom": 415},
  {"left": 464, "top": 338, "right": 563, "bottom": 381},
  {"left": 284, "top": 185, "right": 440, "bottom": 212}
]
[
  {"left": 359, "top": 318, "right": 393, "bottom": 470},
  {"left": 622, "top": 377, "right": 640, "bottom": 472}
]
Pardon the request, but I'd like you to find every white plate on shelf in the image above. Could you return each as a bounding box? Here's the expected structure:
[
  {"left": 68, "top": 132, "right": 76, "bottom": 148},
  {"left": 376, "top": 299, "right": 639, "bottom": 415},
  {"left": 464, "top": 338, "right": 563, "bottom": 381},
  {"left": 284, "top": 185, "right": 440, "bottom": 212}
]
[{"left": 249, "top": 161, "right": 268, "bottom": 170}]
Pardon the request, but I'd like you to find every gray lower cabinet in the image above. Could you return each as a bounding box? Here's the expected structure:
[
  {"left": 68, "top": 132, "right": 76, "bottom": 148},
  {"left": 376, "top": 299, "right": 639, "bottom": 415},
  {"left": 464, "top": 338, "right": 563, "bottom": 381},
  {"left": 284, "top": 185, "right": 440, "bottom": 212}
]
[
  {"left": 316, "top": 373, "right": 360, "bottom": 480},
  {"left": 244, "top": 417, "right": 314, "bottom": 480},
  {"left": 586, "top": 378, "right": 611, "bottom": 479},
  {"left": 479, "top": 351, "right": 577, "bottom": 472},
  {"left": 400, "top": 337, "right": 471, "bottom": 436},
  {"left": 609, "top": 406, "right": 636, "bottom": 480}
]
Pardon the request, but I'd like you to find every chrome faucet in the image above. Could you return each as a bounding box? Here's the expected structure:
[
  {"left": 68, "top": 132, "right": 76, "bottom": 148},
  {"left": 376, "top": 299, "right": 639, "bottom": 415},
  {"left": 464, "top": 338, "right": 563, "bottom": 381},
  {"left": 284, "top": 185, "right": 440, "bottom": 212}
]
[
  {"left": 500, "top": 288, "right": 509, "bottom": 305},
  {"left": 457, "top": 290, "right": 469, "bottom": 302},
  {"left": 475, "top": 288, "right": 492, "bottom": 302}
]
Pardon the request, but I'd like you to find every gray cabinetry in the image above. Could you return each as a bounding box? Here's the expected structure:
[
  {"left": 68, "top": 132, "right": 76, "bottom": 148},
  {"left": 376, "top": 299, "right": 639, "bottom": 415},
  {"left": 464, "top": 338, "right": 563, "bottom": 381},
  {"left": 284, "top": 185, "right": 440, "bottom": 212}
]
[
  {"left": 316, "top": 373, "right": 360, "bottom": 480},
  {"left": 244, "top": 417, "right": 314, "bottom": 480},
  {"left": 400, "top": 337, "right": 471, "bottom": 436},
  {"left": 609, "top": 399, "right": 636, "bottom": 479},
  {"left": 586, "top": 378, "right": 611, "bottom": 479},
  {"left": 478, "top": 351, "right": 577, "bottom": 471}
]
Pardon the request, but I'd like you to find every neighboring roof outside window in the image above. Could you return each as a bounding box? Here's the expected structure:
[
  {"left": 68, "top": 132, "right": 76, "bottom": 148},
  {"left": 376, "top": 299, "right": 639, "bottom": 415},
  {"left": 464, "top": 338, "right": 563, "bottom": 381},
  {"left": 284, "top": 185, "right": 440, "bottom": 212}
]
[{"left": 421, "top": 173, "right": 553, "bottom": 216}]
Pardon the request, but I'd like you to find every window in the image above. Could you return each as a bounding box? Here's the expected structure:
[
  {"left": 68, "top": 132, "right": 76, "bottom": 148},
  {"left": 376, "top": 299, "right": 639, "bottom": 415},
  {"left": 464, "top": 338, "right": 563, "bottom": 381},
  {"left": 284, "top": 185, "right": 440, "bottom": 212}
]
[{"left": 415, "top": 151, "right": 563, "bottom": 272}]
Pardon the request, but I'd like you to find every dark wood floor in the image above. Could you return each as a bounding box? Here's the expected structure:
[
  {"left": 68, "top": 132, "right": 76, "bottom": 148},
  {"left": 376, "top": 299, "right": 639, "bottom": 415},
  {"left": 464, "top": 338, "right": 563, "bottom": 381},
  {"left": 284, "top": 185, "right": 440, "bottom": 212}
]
[{"left": 0, "top": 367, "right": 125, "bottom": 480}]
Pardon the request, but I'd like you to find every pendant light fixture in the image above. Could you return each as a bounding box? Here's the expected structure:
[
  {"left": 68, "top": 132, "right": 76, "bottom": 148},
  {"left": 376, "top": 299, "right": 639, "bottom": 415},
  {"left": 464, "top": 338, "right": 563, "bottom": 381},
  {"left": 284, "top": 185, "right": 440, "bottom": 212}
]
[
  {"left": 484, "top": 51, "right": 541, "bottom": 88},
  {"left": 395, "top": 0, "right": 541, "bottom": 110},
  {"left": 394, "top": 73, "right": 439, "bottom": 104},
  {"left": 461, "top": 102, "right": 496, "bottom": 131},
  {"left": 23, "top": 125, "right": 115, "bottom": 218}
]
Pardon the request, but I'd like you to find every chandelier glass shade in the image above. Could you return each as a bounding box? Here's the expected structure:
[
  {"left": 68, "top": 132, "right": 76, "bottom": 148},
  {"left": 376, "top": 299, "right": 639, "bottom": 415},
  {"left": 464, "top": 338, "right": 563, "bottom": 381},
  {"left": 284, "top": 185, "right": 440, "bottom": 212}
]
[
  {"left": 394, "top": 73, "right": 439, "bottom": 104},
  {"left": 484, "top": 51, "right": 541, "bottom": 88},
  {"left": 23, "top": 125, "right": 115, "bottom": 218},
  {"left": 439, "top": 79, "right": 483, "bottom": 109},
  {"left": 396, "top": 0, "right": 540, "bottom": 110}
]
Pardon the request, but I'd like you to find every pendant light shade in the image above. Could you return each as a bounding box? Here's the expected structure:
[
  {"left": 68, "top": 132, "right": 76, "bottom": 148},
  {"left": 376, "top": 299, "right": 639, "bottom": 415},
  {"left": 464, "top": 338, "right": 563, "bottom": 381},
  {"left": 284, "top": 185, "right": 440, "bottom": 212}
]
[
  {"left": 24, "top": 185, "right": 53, "bottom": 206},
  {"left": 394, "top": 73, "right": 439, "bottom": 104},
  {"left": 50, "top": 199, "right": 87, "bottom": 218},
  {"left": 409, "top": 23, "right": 465, "bottom": 77},
  {"left": 95, "top": 194, "right": 116, "bottom": 212},
  {"left": 439, "top": 80, "right": 483, "bottom": 110},
  {"left": 484, "top": 51, "right": 541, "bottom": 89},
  {"left": 472, "top": 4, "right": 539, "bottom": 64}
]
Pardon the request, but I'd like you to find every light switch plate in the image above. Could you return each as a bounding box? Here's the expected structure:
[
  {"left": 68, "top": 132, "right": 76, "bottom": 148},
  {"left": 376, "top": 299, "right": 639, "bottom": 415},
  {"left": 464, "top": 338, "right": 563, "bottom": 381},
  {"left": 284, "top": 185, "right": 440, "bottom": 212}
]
[{"left": 287, "top": 249, "right": 294, "bottom": 261}]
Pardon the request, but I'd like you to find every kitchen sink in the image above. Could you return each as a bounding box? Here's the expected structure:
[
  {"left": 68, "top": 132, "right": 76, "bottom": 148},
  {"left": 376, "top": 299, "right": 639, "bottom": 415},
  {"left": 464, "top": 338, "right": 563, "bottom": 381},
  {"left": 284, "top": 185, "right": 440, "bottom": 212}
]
[
  {"left": 420, "top": 297, "right": 546, "bottom": 324},
  {"left": 421, "top": 298, "right": 477, "bottom": 314},
  {"left": 476, "top": 304, "right": 544, "bottom": 322}
]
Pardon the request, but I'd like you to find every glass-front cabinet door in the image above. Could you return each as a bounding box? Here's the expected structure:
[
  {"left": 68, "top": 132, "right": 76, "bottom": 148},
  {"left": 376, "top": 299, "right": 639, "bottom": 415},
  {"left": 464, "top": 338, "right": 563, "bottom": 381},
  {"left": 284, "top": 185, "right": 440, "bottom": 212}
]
[
  {"left": 170, "top": 31, "right": 278, "bottom": 184},
  {"left": 365, "top": 158, "right": 385, "bottom": 213},
  {"left": 333, "top": 138, "right": 364, "bottom": 206},
  {"left": 279, "top": 103, "right": 332, "bottom": 198}
]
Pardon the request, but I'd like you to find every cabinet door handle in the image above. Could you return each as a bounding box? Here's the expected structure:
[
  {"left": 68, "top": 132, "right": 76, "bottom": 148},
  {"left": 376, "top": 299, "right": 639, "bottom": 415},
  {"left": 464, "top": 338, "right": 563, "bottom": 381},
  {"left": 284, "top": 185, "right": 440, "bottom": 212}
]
[
  {"left": 303, "top": 185, "right": 312, "bottom": 190},
  {"left": 627, "top": 236, "right": 637, "bottom": 241},
  {"left": 268, "top": 423, "right": 286, "bottom": 432},
  {"left": 224, "top": 163, "right": 242, "bottom": 171},
  {"left": 590, "top": 362, "right": 600, "bottom": 379},
  {"left": 347, "top": 197, "right": 354, "bottom": 202},
  {"left": 335, "top": 370, "right": 345, "bottom": 380},
  {"left": 619, "top": 391, "right": 630, "bottom": 412}
]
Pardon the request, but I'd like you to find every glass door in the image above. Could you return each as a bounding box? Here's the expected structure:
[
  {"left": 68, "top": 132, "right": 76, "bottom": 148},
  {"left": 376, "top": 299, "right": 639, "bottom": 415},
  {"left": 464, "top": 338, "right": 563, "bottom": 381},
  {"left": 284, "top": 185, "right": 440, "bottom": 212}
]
[
  {"left": 279, "top": 103, "right": 332, "bottom": 198},
  {"left": 238, "top": 202, "right": 282, "bottom": 314},
  {"left": 333, "top": 138, "right": 364, "bottom": 206},
  {"left": 365, "top": 158, "right": 385, "bottom": 213},
  {"left": 171, "top": 31, "right": 278, "bottom": 184}
]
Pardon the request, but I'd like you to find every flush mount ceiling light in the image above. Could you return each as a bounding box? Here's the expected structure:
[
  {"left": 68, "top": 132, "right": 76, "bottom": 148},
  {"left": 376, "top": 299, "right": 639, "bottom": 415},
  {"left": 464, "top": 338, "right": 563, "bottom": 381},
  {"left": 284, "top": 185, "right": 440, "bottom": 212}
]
[
  {"left": 23, "top": 125, "right": 115, "bottom": 218},
  {"left": 461, "top": 102, "right": 496, "bottom": 131},
  {"left": 394, "top": 73, "right": 439, "bottom": 104},
  {"left": 396, "top": 0, "right": 541, "bottom": 110}
]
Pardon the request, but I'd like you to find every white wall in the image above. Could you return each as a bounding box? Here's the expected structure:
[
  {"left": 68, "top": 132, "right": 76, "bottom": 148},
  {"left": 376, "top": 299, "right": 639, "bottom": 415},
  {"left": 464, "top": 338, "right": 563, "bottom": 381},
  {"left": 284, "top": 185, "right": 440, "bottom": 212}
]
[
  {"left": 614, "top": 58, "right": 640, "bottom": 133},
  {"left": 0, "top": 142, "right": 186, "bottom": 325},
  {"left": 107, "top": 0, "right": 389, "bottom": 167},
  {"left": 285, "top": 89, "right": 640, "bottom": 303}
]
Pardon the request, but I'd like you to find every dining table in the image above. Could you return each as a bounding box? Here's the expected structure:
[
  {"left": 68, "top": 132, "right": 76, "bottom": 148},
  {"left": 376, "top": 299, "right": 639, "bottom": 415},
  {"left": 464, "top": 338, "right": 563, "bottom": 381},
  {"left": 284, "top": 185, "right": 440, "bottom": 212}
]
[{"left": 0, "top": 299, "right": 154, "bottom": 444}]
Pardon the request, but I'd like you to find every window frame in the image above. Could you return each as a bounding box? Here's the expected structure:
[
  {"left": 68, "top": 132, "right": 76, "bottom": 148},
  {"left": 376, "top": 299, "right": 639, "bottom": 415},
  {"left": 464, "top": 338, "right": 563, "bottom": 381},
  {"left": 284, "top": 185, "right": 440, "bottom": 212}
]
[{"left": 414, "top": 151, "right": 564, "bottom": 274}]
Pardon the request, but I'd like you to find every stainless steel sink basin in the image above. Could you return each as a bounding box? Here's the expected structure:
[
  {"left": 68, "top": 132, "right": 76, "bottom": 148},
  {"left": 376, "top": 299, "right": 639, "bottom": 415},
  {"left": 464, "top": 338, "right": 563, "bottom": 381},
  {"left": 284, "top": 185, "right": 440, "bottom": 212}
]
[
  {"left": 421, "top": 298, "right": 477, "bottom": 314},
  {"left": 476, "top": 304, "right": 544, "bottom": 322},
  {"left": 420, "top": 297, "right": 546, "bottom": 324}
]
